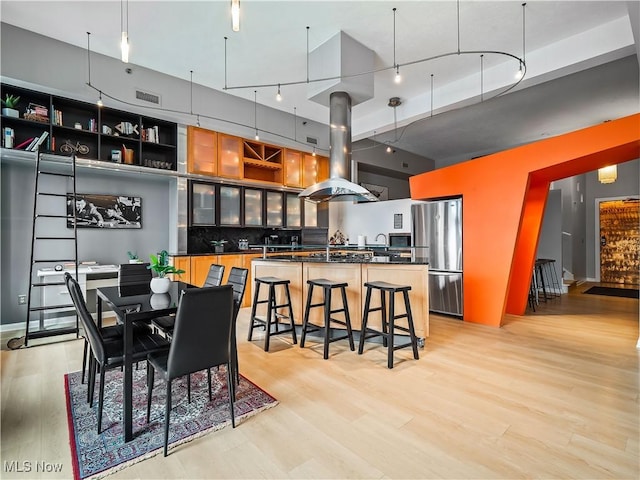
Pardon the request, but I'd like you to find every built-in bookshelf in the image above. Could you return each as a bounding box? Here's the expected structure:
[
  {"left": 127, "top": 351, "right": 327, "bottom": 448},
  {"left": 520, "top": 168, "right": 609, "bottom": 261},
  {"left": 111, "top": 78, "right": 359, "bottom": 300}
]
[{"left": 1, "top": 83, "right": 177, "bottom": 171}]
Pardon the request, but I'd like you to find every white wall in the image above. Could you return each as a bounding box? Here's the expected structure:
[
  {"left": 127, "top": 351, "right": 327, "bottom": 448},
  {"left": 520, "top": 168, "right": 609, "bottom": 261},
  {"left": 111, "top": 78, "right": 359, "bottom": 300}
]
[
  {"left": 329, "top": 198, "right": 421, "bottom": 245},
  {"left": 536, "top": 189, "right": 563, "bottom": 290}
]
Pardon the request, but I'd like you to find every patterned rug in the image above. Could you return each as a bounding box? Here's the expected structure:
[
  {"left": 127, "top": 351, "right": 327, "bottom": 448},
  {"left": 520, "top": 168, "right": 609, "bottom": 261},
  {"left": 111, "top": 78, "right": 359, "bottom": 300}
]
[{"left": 65, "top": 366, "right": 277, "bottom": 480}]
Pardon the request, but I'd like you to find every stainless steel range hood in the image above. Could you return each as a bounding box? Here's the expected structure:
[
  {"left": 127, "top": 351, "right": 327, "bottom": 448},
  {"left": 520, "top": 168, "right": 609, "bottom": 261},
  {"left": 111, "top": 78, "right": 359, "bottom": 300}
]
[{"left": 299, "top": 92, "right": 378, "bottom": 203}]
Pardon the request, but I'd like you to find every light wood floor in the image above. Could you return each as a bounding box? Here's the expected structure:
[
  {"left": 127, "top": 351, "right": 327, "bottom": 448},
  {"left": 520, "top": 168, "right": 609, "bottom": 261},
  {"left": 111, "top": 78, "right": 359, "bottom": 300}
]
[{"left": 1, "top": 284, "right": 638, "bottom": 479}]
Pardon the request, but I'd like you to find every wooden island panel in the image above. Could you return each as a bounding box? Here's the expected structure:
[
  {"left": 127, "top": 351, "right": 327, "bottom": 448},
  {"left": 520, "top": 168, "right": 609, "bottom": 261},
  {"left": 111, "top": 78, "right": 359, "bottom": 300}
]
[
  {"left": 251, "top": 260, "right": 304, "bottom": 324},
  {"left": 250, "top": 259, "right": 429, "bottom": 339},
  {"left": 301, "top": 262, "right": 363, "bottom": 329},
  {"left": 362, "top": 263, "right": 429, "bottom": 338}
]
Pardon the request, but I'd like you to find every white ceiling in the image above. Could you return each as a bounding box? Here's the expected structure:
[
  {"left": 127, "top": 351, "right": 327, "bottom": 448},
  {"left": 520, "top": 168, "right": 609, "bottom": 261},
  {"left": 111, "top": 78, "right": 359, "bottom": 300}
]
[{"left": 2, "top": 1, "right": 639, "bottom": 168}]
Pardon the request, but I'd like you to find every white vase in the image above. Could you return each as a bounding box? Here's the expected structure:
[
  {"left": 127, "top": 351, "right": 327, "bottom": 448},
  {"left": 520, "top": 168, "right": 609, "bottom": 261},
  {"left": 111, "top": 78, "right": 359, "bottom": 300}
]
[
  {"left": 150, "top": 293, "right": 171, "bottom": 310},
  {"left": 150, "top": 277, "right": 171, "bottom": 294}
]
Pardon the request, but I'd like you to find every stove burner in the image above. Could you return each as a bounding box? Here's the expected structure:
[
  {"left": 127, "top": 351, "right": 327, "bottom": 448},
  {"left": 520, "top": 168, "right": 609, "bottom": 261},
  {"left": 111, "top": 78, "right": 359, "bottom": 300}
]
[{"left": 309, "top": 251, "right": 373, "bottom": 261}]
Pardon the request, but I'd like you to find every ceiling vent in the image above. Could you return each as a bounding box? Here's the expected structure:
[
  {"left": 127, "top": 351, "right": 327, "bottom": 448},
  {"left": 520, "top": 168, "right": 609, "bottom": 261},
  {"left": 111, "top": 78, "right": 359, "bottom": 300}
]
[
  {"left": 306, "top": 136, "right": 318, "bottom": 145},
  {"left": 135, "top": 89, "right": 161, "bottom": 105}
]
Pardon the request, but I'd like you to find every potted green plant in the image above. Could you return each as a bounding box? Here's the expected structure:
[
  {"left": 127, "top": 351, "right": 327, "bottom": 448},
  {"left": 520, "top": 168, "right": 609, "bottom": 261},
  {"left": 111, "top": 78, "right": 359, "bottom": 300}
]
[
  {"left": 147, "top": 250, "right": 185, "bottom": 293},
  {"left": 127, "top": 251, "right": 143, "bottom": 264},
  {"left": 211, "top": 240, "right": 227, "bottom": 254},
  {"left": 1, "top": 94, "right": 20, "bottom": 118}
]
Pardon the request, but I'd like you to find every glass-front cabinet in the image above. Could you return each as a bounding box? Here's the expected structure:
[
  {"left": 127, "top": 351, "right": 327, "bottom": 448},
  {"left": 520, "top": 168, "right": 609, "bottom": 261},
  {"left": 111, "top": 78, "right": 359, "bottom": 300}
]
[
  {"left": 266, "top": 191, "right": 283, "bottom": 227},
  {"left": 217, "top": 134, "right": 242, "bottom": 179},
  {"left": 191, "top": 182, "right": 216, "bottom": 225},
  {"left": 219, "top": 185, "right": 241, "bottom": 225},
  {"left": 303, "top": 199, "right": 318, "bottom": 227},
  {"left": 244, "top": 188, "right": 264, "bottom": 226},
  {"left": 286, "top": 193, "right": 301, "bottom": 227}
]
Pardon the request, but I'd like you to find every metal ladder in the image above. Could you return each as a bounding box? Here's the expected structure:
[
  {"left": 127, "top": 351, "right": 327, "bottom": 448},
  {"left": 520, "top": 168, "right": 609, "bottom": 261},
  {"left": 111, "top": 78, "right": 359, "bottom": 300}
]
[{"left": 11, "top": 151, "right": 80, "bottom": 348}]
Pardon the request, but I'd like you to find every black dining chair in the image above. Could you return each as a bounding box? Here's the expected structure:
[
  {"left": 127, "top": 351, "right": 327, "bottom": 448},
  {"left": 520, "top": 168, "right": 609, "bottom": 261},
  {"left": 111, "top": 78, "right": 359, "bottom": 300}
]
[
  {"left": 152, "top": 263, "right": 225, "bottom": 337},
  {"left": 145, "top": 285, "right": 236, "bottom": 457},
  {"left": 65, "top": 272, "right": 170, "bottom": 433},
  {"left": 204, "top": 264, "right": 225, "bottom": 287},
  {"left": 118, "top": 263, "right": 152, "bottom": 286},
  {"left": 226, "top": 267, "right": 248, "bottom": 385}
]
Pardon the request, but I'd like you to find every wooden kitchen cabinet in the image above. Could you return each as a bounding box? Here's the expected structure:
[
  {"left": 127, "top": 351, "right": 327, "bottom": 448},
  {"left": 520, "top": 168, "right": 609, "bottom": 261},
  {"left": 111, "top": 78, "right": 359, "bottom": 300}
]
[
  {"left": 283, "top": 149, "right": 302, "bottom": 187},
  {"left": 217, "top": 133, "right": 243, "bottom": 179},
  {"left": 302, "top": 154, "right": 329, "bottom": 187},
  {"left": 187, "top": 126, "right": 217, "bottom": 175},
  {"left": 242, "top": 140, "right": 283, "bottom": 184},
  {"left": 190, "top": 255, "right": 219, "bottom": 287},
  {"left": 170, "top": 255, "right": 192, "bottom": 284}
]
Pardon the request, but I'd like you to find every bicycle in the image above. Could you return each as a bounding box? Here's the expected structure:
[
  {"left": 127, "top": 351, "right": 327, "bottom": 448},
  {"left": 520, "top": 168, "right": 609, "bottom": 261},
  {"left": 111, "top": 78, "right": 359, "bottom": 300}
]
[{"left": 59, "top": 139, "right": 90, "bottom": 155}]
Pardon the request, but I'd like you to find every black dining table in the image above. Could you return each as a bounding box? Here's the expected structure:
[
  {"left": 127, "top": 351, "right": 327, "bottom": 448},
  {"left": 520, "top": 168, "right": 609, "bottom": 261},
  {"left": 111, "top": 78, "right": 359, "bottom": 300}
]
[{"left": 96, "top": 281, "right": 197, "bottom": 442}]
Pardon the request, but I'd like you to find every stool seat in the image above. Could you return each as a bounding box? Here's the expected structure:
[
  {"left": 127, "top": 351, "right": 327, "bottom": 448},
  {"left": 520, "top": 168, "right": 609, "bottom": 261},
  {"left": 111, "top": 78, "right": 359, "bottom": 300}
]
[
  {"left": 256, "top": 276, "right": 291, "bottom": 285},
  {"left": 248, "top": 276, "right": 297, "bottom": 352},
  {"left": 358, "top": 281, "right": 419, "bottom": 369},
  {"left": 307, "top": 278, "right": 348, "bottom": 289},
  {"left": 301, "top": 278, "right": 354, "bottom": 359},
  {"left": 364, "top": 281, "right": 411, "bottom": 292}
]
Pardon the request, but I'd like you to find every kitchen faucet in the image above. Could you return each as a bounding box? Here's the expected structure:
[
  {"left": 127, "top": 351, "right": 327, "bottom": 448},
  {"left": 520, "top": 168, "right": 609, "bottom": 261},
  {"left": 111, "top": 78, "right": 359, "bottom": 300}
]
[{"left": 375, "top": 233, "right": 388, "bottom": 246}]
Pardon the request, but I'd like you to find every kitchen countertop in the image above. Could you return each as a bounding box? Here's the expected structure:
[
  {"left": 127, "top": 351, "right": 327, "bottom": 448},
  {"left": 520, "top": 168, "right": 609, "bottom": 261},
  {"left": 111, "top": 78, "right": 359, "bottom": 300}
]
[{"left": 259, "top": 254, "right": 429, "bottom": 265}]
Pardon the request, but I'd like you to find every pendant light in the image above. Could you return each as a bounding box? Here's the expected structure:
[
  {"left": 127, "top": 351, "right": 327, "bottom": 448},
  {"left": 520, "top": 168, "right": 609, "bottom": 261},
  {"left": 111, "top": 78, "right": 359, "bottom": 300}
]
[
  {"left": 598, "top": 166, "right": 617, "bottom": 184},
  {"left": 392, "top": 8, "right": 401, "bottom": 84},
  {"left": 231, "top": 0, "right": 240, "bottom": 32},
  {"left": 253, "top": 90, "right": 259, "bottom": 140},
  {"left": 120, "top": 0, "right": 129, "bottom": 63}
]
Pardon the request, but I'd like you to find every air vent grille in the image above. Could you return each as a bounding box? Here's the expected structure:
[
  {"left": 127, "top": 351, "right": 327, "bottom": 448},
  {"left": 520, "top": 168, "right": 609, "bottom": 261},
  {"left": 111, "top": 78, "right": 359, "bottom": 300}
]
[
  {"left": 306, "top": 136, "right": 318, "bottom": 145},
  {"left": 135, "top": 90, "right": 161, "bottom": 105}
]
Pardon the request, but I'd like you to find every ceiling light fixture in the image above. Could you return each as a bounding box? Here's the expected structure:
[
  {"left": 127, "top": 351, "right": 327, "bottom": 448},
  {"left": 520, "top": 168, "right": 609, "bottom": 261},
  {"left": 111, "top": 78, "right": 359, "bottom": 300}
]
[
  {"left": 96, "top": 91, "right": 103, "bottom": 107},
  {"left": 515, "top": 3, "right": 526, "bottom": 79},
  {"left": 231, "top": 0, "right": 240, "bottom": 32},
  {"left": 598, "top": 165, "right": 617, "bottom": 184},
  {"left": 223, "top": 2, "right": 528, "bottom": 111},
  {"left": 276, "top": 84, "right": 282, "bottom": 102},
  {"left": 392, "top": 8, "right": 401, "bottom": 84},
  {"left": 120, "top": 0, "right": 129, "bottom": 63}
]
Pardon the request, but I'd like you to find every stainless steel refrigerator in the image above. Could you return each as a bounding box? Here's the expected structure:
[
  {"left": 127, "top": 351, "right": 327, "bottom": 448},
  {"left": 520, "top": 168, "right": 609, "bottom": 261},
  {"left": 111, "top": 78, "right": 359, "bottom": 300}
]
[{"left": 411, "top": 199, "right": 463, "bottom": 317}]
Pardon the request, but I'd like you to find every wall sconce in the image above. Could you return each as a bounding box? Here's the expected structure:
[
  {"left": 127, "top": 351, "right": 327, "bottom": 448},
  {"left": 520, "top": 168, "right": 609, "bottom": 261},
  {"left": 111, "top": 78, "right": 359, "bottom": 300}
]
[{"left": 598, "top": 165, "right": 617, "bottom": 184}]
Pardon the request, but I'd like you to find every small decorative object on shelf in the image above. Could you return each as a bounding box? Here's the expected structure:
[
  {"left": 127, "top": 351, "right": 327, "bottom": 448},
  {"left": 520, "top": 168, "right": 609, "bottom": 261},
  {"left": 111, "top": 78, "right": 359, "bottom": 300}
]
[
  {"left": 24, "top": 102, "right": 48, "bottom": 123},
  {"left": 127, "top": 251, "right": 143, "bottom": 264},
  {"left": 211, "top": 240, "right": 227, "bottom": 253},
  {"left": 1, "top": 94, "right": 20, "bottom": 118},
  {"left": 115, "top": 121, "right": 139, "bottom": 137},
  {"left": 329, "top": 229, "right": 349, "bottom": 245}
]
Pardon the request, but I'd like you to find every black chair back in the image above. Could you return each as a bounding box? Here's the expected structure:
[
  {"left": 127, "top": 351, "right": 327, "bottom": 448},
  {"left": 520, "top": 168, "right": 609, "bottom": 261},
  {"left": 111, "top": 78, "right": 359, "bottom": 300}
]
[
  {"left": 119, "top": 263, "right": 152, "bottom": 285},
  {"left": 65, "top": 272, "right": 106, "bottom": 362},
  {"left": 226, "top": 267, "right": 249, "bottom": 318},
  {"left": 203, "top": 264, "right": 225, "bottom": 287},
  {"left": 167, "top": 285, "right": 234, "bottom": 379}
]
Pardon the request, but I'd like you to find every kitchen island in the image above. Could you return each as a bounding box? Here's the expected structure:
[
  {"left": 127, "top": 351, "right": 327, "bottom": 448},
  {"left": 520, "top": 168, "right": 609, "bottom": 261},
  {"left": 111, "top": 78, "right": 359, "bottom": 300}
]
[{"left": 251, "top": 252, "right": 429, "bottom": 339}]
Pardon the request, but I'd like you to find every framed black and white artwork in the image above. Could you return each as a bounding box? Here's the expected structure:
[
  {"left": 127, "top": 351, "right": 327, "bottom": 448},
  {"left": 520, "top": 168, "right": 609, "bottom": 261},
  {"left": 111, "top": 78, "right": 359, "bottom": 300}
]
[{"left": 66, "top": 194, "right": 142, "bottom": 229}]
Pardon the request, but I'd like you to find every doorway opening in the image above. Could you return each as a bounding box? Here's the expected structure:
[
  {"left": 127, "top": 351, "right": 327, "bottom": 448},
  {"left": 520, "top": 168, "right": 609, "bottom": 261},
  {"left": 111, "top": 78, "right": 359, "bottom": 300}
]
[{"left": 595, "top": 197, "right": 639, "bottom": 285}]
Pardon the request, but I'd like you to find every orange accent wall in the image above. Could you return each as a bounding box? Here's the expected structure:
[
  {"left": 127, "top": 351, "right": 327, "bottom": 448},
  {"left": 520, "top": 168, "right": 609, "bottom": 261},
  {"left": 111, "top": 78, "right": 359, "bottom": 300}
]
[{"left": 409, "top": 114, "right": 640, "bottom": 327}]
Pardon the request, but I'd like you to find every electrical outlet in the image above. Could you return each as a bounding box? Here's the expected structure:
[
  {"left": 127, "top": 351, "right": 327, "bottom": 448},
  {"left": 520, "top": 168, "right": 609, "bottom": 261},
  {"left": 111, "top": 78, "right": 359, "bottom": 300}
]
[{"left": 18, "top": 295, "right": 26, "bottom": 305}]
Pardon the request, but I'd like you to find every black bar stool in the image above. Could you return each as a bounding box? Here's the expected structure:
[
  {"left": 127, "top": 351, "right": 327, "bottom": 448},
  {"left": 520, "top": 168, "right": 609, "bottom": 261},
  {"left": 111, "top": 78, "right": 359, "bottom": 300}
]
[
  {"left": 358, "top": 281, "right": 419, "bottom": 369},
  {"left": 300, "top": 278, "right": 355, "bottom": 359},
  {"left": 248, "top": 276, "right": 297, "bottom": 352}
]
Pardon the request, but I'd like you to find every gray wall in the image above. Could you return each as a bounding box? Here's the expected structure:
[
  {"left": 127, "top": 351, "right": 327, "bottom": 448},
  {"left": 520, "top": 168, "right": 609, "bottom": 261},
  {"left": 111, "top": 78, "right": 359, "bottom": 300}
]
[
  {"left": 584, "top": 159, "right": 640, "bottom": 280},
  {"left": 552, "top": 158, "right": 639, "bottom": 282},
  {"left": 1, "top": 159, "right": 172, "bottom": 326}
]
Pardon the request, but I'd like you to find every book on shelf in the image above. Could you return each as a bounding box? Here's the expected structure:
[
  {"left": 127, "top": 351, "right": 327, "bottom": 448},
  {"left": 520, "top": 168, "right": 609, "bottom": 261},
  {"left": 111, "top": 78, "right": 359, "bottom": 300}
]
[
  {"left": 27, "top": 131, "right": 49, "bottom": 151},
  {"left": 14, "top": 137, "right": 35, "bottom": 149}
]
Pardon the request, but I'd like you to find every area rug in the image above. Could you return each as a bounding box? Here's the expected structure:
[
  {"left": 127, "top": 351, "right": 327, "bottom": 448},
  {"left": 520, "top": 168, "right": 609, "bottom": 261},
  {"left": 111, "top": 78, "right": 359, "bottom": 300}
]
[
  {"left": 583, "top": 286, "right": 639, "bottom": 299},
  {"left": 65, "top": 367, "right": 278, "bottom": 480}
]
